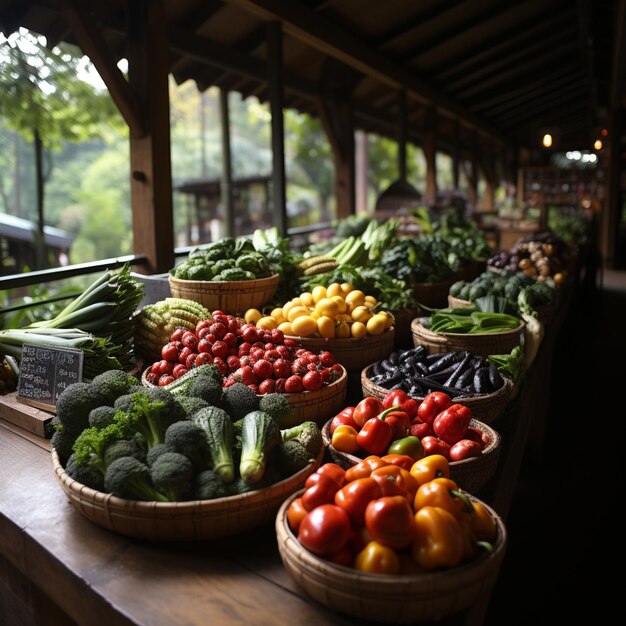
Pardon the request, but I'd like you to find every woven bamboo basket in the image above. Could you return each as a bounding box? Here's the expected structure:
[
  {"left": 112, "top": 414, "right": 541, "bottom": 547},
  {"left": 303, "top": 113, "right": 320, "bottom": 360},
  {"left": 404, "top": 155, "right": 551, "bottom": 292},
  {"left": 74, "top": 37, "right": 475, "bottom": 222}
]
[
  {"left": 321, "top": 418, "right": 500, "bottom": 494},
  {"left": 275, "top": 489, "right": 507, "bottom": 623},
  {"left": 168, "top": 273, "right": 279, "bottom": 315},
  {"left": 411, "top": 318, "right": 525, "bottom": 358},
  {"left": 360, "top": 363, "right": 513, "bottom": 425},
  {"left": 141, "top": 365, "right": 348, "bottom": 428},
  {"left": 413, "top": 279, "right": 455, "bottom": 309},
  {"left": 51, "top": 448, "right": 322, "bottom": 542},
  {"left": 285, "top": 329, "right": 395, "bottom": 372},
  {"left": 447, "top": 294, "right": 473, "bottom": 308}
]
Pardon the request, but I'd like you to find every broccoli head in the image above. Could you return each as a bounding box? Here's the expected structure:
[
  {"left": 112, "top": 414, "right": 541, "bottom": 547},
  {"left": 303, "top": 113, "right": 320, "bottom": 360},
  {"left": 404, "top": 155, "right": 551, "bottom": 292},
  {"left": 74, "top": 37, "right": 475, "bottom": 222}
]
[
  {"left": 164, "top": 420, "right": 211, "bottom": 472},
  {"left": 221, "top": 382, "right": 259, "bottom": 421},
  {"left": 259, "top": 393, "right": 294, "bottom": 428},
  {"left": 176, "top": 395, "right": 210, "bottom": 419},
  {"left": 194, "top": 469, "right": 228, "bottom": 500},
  {"left": 280, "top": 421, "right": 322, "bottom": 460},
  {"left": 142, "top": 387, "right": 187, "bottom": 422},
  {"left": 90, "top": 369, "right": 140, "bottom": 404},
  {"left": 115, "top": 391, "right": 180, "bottom": 449},
  {"left": 54, "top": 381, "right": 108, "bottom": 437},
  {"left": 103, "top": 456, "right": 168, "bottom": 501},
  {"left": 150, "top": 452, "right": 194, "bottom": 501},
  {"left": 274, "top": 440, "right": 313, "bottom": 477},
  {"left": 88, "top": 405, "right": 118, "bottom": 430},
  {"left": 51, "top": 428, "right": 79, "bottom": 466},
  {"left": 71, "top": 422, "right": 127, "bottom": 478},
  {"left": 146, "top": 442, "right": 173, "bottom": 467},
  {"left": 103, "top": 437, "right": 146, "bottom": 467},
  {"left": 187, "top": 375, "right": 222, "bottom": 405},
  {"left": 65, "top": 453, "right": 105, "bottom": 491}
]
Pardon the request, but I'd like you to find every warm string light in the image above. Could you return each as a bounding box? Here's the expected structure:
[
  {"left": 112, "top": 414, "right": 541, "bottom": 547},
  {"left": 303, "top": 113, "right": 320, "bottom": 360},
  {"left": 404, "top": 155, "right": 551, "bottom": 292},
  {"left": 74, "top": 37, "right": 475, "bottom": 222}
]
[
  {"left": 542, "top": 133, "right": 552, "bottom": 148},
  {"left": 594, "top": 139, "right": 603, "bottom": 150}
]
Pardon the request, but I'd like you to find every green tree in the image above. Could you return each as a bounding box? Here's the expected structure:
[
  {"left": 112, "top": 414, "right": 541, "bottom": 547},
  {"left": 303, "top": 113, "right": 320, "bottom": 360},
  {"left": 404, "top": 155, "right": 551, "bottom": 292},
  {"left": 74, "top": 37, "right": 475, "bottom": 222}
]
[{"left": 0, "top": 30, "right": 122, "bottom": 268}]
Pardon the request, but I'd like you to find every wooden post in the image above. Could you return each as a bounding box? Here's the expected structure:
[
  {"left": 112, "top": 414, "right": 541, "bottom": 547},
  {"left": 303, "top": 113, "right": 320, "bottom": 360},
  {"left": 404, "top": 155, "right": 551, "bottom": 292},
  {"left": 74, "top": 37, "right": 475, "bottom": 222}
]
[
  {"left": 603, "top": 106, "right": 622, "bottom": 268},
  {"left": 127, "top": 0, "right": 174, "bottom": 274},
  {"left": 452, "top": 120, "right": 460, "bottom": 190},
  {"left": 423, "top": 106, "right": 437, "bottom": 205},
  {"left": 266, "top": 21, "right": 288, "bottom": 236},
  {"left": 355, "top": 129, "right": 369, "bottom": 214},
  {"left": 481, "top": 144, "right": 496, "bottom": 213},
  {"left": 219, "top": 88, "right": 235, "bottom": 238},
  {"left": 467, "top": 131, "right": 479, "bottom": 209},
  {"left": 398, "top": 90, "right": 407, "bottom": 182}
]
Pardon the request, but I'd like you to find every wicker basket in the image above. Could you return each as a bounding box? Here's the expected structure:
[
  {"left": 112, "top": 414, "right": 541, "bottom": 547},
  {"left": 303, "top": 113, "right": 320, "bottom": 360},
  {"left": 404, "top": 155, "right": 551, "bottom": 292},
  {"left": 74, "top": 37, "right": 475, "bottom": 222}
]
[
  {"left": 411, "top": 318, "right": 525, "bottom": 358},
  {"left": 168, "top": 273, "right": 279, "bottom": 315},
  {"left": 286, "top": 329, "right": 395, "bottom": 372},
  {"left": 141, "top": 365, "right": 348, "bottom": 428},
  {"left": 448, "top": 295, "right": 473, "bottom": 308},
  {"left": 275, "top": 489, "right": 507, "bottom": 623},
  {"left": 51, "top": 448, "right": 322, "bottom": 542},
  {"left": 413, "top": 279, "right": 455, "bottom": 309},
  {"left": 321, "top": 418, "right": 500, "bottom": 494},
  {"left": 360, "top": 364, "right": 514, "bottom": 425}
]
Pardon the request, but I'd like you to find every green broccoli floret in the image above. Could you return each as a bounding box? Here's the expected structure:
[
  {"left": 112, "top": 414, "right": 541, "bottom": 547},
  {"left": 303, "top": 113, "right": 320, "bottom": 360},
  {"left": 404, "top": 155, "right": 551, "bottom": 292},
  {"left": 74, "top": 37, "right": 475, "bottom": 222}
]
[
  {"left": 65, "top": 453, "right": 105, "bottom": 491},
  {"left": 221, "top": 382, "right": 260, "bottom": 421},
  {"left": 259, "top": 393, "right": 294, "bottom": 428},
  {"left": 103, "top": 456, "right": 169, "bottom": 501},
  {"left": 164, "top": 420, "right": 211, "bottom": 472},
  {"left": 90, "top": 369, "right": 140, "bottom": 404},
  {"left": 193, "top": 363, "right": 223, "bottom": 385},
  {"left": 51, "top": 428, "right": 77, "bottom": 466},
  {"left": 54, "top": 381, "right": 108, "bottom": 437},
  {"left": 274, "top": 440, "right": 313, "bottom": 477},
  {"left": 142, "top": 387, "right": 187, "bottom": 422},
  {"left": 113, "top": 393, "right": 134, "bottom": 413},
  {"left": 187, "top": 375, "right": 223, "bottom": 405},
  {"left": 146, "top": 443, "right": 172, "bottom": 467},
  {"left": 88, "top": 406, "right": 118, "bottom": 429},
  {"left": 115, "top": 391, "right": 179, "bottom": 449},
  {"left": 280, "top": 421, "right": 323, "bottom": 459},
  {"left": 150, "top": 452, "right": 194, "bottom": 501},
  {"left": 103, "top": 438, "right": 146, "bottom": 467},
  {"left": 176, "top": 396, "right": 210, "bottom": 419},
  {"left": 194, "top": 469, "right": 228, "bottom": 500},
  {"left": 72, "top": 422, "right": 127, "bottom": 478}
]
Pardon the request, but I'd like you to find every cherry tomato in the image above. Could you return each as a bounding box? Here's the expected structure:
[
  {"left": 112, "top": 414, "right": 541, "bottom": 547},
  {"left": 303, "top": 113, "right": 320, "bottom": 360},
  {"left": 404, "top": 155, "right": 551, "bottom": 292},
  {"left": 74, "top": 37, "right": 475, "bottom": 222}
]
[{"left": 298, "top": 504, "right": 351, "bottom": 557}]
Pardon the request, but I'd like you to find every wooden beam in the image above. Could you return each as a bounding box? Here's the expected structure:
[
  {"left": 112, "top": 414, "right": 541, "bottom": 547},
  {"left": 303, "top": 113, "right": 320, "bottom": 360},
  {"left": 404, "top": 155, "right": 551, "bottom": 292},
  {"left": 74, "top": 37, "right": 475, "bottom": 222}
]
[
  {"left": 266, "top": 21, "right": 288, "bottom": 237},
  {"left": 0, "top": 0, "right": 32, "bottom": 37},
  {"left": 127, "top": 0, "right": 174, "bottom": 274},
  {"left": 57, "top": 0, "right": 145, "bottom": 138},
  {"left": 219, "top": 88, "right": 235, "bottom": 238},
  {"left": 222, "top": 0, "right": 507, "bottom": 145}
]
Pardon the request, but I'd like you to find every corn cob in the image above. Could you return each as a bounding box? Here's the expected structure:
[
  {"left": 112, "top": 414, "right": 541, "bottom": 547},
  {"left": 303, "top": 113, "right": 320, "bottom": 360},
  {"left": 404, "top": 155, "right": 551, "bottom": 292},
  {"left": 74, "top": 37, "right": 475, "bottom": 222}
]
[
  {"left": 302, "top": 261, "right": 338, "bottom": 276},
  {"left": 298, "top": 256, "right": 337, "bottom": 270}
]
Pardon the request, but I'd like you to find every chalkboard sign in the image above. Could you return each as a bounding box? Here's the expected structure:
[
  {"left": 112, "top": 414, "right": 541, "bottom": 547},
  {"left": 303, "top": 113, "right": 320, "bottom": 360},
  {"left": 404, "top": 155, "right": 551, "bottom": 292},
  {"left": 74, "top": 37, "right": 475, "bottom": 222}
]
[{"left": 17, "top": 344, "right": 84, "bottom": 411}]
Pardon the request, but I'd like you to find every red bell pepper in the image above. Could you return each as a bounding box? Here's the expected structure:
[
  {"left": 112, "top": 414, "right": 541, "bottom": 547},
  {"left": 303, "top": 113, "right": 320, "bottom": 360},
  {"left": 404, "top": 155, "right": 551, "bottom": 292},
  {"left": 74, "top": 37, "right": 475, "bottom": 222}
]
[
  {"left": 382, "top": 389, "right": 419, "bottom": 420},
  {"left": 417, "top": 391, "right": 453, "bottom": 426},
  {"left": 329, "top": 406, "right": 358, "bottom": 434},
  {"left": 421, "top": 435, "right": 451, "bottom": 459},
  {"left": 449, "top": 439, "right": 483, "bottom": 461},
  {"left": 432, "top": 403, "right": 473, "bottom": 445},
  {"left": 356, "top": 406, "right": 399, "bottom": 456},
  {"left": 384, "top": 410, "right": 411, "bottom": 439},
  {"left": 353, "top": 396, "right": 385, "bottom": 428},
  {"left": 409, "top": 420, "right": 433, "bottom": 439}
]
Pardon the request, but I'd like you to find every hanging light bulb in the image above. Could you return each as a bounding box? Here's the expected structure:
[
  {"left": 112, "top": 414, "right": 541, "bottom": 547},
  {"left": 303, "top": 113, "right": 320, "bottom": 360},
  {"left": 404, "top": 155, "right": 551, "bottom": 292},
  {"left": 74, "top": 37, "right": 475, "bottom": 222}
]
[
  {"left": 594, "top": 139, "right": 603, "bottom": 150},
  {"left": 542, "top": 133, "right": 552, "bottom": 148}
]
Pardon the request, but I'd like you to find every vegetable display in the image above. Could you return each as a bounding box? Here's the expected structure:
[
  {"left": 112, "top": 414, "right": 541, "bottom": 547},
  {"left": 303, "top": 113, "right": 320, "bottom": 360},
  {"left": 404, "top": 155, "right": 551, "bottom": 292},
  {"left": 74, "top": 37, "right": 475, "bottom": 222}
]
[
  {"left": 51, "top": 370, "right": 324, "bottom": 501},
  {"left": 287, "top": 455, "right": 496, "bottom": 573},
  {"left": 422, "top": 308, "right": 520, "bottom": 335}
]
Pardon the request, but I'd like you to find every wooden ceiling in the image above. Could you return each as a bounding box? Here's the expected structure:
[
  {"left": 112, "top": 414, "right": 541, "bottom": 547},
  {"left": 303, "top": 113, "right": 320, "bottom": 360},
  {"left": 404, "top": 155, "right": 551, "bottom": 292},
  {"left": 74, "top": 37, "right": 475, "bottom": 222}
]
[{"left": 1, "top": 0, "right": 622, "bottom": 154}]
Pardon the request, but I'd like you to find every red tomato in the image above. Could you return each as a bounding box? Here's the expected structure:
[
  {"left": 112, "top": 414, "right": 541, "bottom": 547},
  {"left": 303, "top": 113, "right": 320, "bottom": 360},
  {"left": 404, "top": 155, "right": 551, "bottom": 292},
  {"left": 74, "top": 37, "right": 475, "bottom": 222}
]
[
  {"left": 211, "top": 340, "right": 229, "bottom": 359},
  {"left": 270, "top": 328, "right": 284, "bottom": 344},
  {"left": 284, "top": 375, "right": 303, "bottom": 393},
  {"left": 319, "top": 350, "right": 335, "bottom": 367},
  {"left": 421, "top": 435, "right": 451, "bottom": 459},
  {"left": 273, "top": 358, "right": 291, "bottom": 379},
  {"left": 275, "top": 377, "right": 286, "bottom": 393},
  {"left": 197, "top": 338, "right": 212, "bottom": 354},
  {"left": 212, "top": 357, "right": 227, "bottom": 376},
  {"left": 145, "top": 371, "right": 159, "bottom": 385},
  {"left": 286, "top": 497, "right": 309, "bottom": 533},
  {"left": 172, "top": 364, "right": 188, "bottom": 379},
  {"left": 302, "top": 370, "right": 323, "bottom": 391},
  {"left": 258, "top": 378, "right": 275, "bottom": 394},
  {"left": 185, "top": 353, "right": 198, "bottom": 370},
  {"left": 194, "top": 320, "right": 211, "bottom": 335},
  {"left": 209, "top": 322, "right": 227, "bottom": 339},
  {"left": 194, "top": 353, "right": 213, "bottom": 367},
  {"left": 241, "top": 325, "right": 258, "bottom": 343},
  {"left": 276, "top": 345, "right": 290, "bottom": 359},
  {"left": 153, "top": 359, "right": 172, "bottom": 375},
  {"left": 158, "top": 374, "right": 174, "bottom": 386},
  {"left": 312, "top": 463, "right": 346, "bottom": 488},
  {"left": 253, "top": 359, "right": 273, "bottom": 380},
  {"left": 449, "top": 439, "right": 483, "bottom": 461},
  {"left": 161, "top": 342, "right": 179, "bottom": 362},
  {"left": 364, "top": 496, "right": 414, "bottom": 550},
  {"left": 223, "top": 332, "right": 237, "bottom": 347},
  {"left": 227, "top": 355, "right": 240, "bottom": 372},
  {"left": 178, "top": 346, "right": 193, "bottom": 365},
  {"left": 298, "top": 504, "right": 351, "bottom": 557},
  {"left": 181, "top": 331, "right": 199, "bottom": 351},
  {"left": 234, "top": 365, "right": 257, "bottom": 386},
  {"left": 238, "top": 341, "right": 252, "bottom": 356},
  {"left": 334, "top": 477, "right": 382, "bottom": 526}
]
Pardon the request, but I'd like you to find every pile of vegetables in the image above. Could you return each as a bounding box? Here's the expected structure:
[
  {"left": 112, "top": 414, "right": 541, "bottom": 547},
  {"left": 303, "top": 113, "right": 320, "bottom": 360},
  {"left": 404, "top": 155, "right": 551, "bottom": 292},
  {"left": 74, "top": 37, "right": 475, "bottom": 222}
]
[
  {"left": 365, "top": 346, "right": 507, "bottom": 398},
  {"left": 145, "top": 309, "right": 344, "bottom": 395},
  {"left": 330, "top": 390, "right": 491, "bottom": 463},
  {"left": 246, "top": 283, "right": 394, "bottom": 340},
  {"left": 51, "top": 367, "right": 323, "bottom": 501},
  {"left": 286, "top": 453, "right": 497, "bottom": 573},
  {"left": 422, "top": 308, "right": 520, "bottom": 335},
  {"left": 171, "top": 236, "right": 275, "bottom": 281},
  {"left": 0, "top": 264, "right": 144, "bottom": 378}
]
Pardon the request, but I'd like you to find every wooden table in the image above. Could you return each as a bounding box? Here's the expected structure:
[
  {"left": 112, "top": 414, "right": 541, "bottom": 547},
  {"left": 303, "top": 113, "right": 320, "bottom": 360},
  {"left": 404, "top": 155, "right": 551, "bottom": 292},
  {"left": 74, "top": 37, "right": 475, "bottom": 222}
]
[{"left": 0, "top": 287, "right": 572, "bottom": 626}]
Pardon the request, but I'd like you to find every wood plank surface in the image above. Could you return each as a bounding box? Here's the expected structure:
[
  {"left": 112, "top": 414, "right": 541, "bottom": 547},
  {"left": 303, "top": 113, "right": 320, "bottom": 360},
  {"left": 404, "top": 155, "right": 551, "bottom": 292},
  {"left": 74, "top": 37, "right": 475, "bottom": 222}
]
[{"left": 0, "top": 392, "right": 54, "bottom": 438}]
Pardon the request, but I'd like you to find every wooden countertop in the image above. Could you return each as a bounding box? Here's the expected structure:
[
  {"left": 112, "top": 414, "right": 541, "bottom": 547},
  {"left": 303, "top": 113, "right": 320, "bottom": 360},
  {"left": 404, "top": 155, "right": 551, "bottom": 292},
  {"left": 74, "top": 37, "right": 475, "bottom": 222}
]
[{"left": 0, "top": 283, "right": 573, "bottom": 626}]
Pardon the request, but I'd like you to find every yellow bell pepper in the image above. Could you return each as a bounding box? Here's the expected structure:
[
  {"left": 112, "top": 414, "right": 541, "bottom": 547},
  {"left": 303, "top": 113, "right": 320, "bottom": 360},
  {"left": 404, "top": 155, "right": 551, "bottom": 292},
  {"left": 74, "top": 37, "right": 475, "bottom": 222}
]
[
  {"left": 354, "top": 540, "right": 400, "bottom": 575},
  {"left": 331, "top": 424, "right": 360, "bottom": 454},
  {"left": 409, "top": 454, "right": 450, "bottom": 487},
  {"left": 413, "top": 477, "right": 473, "bottom": 517},
  {"left": 411, "top": 506, "right": 465, "bottom": 570}
]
